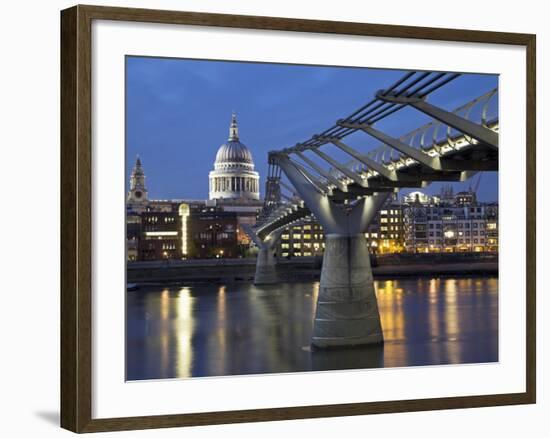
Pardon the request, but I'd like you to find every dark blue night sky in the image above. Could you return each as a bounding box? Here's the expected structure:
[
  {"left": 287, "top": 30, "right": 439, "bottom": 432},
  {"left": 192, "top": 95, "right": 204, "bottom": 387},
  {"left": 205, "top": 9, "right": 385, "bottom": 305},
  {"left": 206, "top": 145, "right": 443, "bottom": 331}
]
[{"left": 126, "top": 57, "right": 498, "bottom": 202}]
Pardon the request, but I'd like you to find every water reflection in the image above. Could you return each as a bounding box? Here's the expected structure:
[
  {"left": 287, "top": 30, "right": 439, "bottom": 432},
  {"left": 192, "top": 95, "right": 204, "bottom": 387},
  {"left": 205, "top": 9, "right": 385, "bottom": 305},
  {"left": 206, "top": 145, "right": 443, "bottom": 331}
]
[
  {"left": 126, "top": 277, "right": 498, "bottom": 380},
  {"left": 175, "top": 288, "right": 195, "bottom": 378}
]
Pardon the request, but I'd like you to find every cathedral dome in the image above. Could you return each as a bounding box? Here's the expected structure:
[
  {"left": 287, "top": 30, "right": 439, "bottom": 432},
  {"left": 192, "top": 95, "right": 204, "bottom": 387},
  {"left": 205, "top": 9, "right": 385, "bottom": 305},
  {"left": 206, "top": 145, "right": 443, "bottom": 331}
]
[
  {"left": 215, "top": 140, "right": 254, "bottom": 165},
  {"left": 209, "top": 112, "right": 260, "bottom": 201},
  {"left": 214, "top": 112, "right": 254, "bottom": 168}
]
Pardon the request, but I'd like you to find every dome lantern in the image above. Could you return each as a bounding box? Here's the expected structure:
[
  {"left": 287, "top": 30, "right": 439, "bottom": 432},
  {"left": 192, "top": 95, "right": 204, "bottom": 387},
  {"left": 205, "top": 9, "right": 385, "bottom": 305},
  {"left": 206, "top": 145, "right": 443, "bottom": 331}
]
[{"left": 228, "top": 111, "right": 239, "bottom": 141}]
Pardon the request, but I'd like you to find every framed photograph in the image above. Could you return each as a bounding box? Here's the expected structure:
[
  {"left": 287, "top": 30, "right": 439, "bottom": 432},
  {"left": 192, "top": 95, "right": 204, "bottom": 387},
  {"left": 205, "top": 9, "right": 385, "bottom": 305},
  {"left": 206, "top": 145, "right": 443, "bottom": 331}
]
[{"left": 60, "top": 4, "right": 536, "bottom": 433}]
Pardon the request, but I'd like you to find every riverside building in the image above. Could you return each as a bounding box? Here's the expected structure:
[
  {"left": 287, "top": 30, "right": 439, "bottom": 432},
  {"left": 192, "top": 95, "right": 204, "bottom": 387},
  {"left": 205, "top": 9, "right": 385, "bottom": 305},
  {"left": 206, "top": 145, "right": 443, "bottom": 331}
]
[
  {"left": 274, "top": 190, "right": 497, "bottom": 257},
  {"left": 402, "top": 190, "right": 499, "bottom": 253}
]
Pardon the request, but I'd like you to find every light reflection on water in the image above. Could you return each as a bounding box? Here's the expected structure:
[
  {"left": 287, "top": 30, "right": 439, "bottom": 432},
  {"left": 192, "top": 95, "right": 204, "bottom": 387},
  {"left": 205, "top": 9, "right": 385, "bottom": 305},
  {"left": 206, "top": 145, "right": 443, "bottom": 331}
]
[{"left": 126, "top": 277, "right": 498, "bottom": 380}]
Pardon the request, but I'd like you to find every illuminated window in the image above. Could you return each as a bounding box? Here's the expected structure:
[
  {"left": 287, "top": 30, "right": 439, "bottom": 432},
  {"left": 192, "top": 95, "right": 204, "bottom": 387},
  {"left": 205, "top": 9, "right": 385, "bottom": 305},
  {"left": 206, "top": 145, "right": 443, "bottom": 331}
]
[
  {"left": 293, "top": 234, "right": 301, "bottom": 239},
  {"left": 293, "top": 243, "right": 301, "bottom": 249}
]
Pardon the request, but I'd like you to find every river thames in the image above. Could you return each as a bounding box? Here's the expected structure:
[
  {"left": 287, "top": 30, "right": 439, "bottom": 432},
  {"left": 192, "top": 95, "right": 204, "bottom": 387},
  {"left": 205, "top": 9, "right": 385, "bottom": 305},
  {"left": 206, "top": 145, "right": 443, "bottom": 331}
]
[{"left": 126, "top": 277, "right": 498, "bottom": 380}]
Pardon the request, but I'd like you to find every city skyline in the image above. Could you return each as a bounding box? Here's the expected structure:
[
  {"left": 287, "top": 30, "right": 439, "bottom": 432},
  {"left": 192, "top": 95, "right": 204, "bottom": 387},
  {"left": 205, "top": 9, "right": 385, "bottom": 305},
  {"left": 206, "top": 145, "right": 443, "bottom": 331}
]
[{"left": 126, "top": 57, "right": 499, "bottom": 201}]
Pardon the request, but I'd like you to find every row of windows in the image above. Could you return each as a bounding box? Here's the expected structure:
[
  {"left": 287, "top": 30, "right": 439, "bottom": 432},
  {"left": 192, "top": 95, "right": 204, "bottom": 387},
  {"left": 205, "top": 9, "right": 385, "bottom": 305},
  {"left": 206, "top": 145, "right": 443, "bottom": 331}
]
[
  {"left": 143, "top": 243, "right": 178, "bottom": 250},
  {"left": 302, "top": 225, "right": 315, "bottom": 230},
  {"left": 380, "top": 209, "right": 401, "bottom": 216},
  {"left": 196, "top": 232, "right": 234, "bottom": 240},
  {"left": 380, "top": 217, "right": 402, "bottom": 224},
  {"left": 427, "top": 214, "right": 487, "bottom": 220},
  {"left": 202, "top": 224, "right": 235, "bottom": 231},
  {"left": 143, "top": 235, "right": 178, "bottom": 240},
  {"left": 282, "top": 233, "right": 323, "bottom": 240},
  {"left": 429, "top": 238, "right": 486, "bottom": 244},
  {"left": 380, "top": 226, "right": 401, "bottom": 231},
  {"left": 427, "top": 230, "right": 485, "bottom": 237},
  {"left": 292, "top": 224, "right": 322, "bottom": 231},
  {"left": 143, "top": 216, "right": 177, "bottom": 224},
  {"left": 425, "top": 222, "right": 488, "bottom": 229},
  {"left": 282, "top": 242, "right": 325, "bottom": 250}
]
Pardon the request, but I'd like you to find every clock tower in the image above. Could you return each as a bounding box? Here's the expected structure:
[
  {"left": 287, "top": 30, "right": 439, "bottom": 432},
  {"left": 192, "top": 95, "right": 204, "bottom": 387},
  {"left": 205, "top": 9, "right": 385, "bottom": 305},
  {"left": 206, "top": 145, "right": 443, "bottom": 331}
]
[{"left": 127, "top": 156, "right": 148, "bottom": 210}]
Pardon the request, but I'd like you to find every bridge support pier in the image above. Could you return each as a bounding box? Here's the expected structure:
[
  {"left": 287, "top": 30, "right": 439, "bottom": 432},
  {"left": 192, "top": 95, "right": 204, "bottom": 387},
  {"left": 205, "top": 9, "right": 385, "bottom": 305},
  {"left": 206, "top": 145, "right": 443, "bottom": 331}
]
[
  {"left": 276, "top": 154, "right": 389, "bottom": 348},
  {"left": 240, "top": 223, "right": 282, "bottom": 286},
  {"left": 312, "top": 234, "right": 383, "bottom": 348},
  {"left": 254, "top": 245, "right": 278, "bottom": 285}
]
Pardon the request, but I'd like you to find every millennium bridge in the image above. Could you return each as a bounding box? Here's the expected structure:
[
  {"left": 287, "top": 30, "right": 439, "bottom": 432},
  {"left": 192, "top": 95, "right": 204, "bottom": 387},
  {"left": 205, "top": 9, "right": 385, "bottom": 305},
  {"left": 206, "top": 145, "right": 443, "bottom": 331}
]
[{"left": 243, "top": 71, "right": 498, "bottom": 349}]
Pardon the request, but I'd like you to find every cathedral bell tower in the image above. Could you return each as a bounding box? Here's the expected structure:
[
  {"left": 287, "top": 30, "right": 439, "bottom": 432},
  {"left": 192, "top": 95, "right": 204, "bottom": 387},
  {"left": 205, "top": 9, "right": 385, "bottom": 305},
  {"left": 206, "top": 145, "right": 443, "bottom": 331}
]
[{"left": 127, "top": 156, "right": 148, "bottom": 209}]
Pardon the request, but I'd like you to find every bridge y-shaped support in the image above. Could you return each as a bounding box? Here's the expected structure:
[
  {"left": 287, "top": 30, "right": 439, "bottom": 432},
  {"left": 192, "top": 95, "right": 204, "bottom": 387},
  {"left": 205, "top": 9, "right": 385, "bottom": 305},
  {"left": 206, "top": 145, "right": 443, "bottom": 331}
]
[
  {"left": 254, "top": 231, "right": 283, "bottom": 285},
  {"left": 277, "top": 154, "right": 390, "bottom": 348},
  {"left": 241, "top": 224, "right": 283, "bottom": 285}
]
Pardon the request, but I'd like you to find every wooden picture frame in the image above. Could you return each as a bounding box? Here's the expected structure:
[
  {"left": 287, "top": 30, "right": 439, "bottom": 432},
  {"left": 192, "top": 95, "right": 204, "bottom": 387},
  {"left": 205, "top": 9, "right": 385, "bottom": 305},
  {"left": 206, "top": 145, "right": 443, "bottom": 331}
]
[{"left": 60, "top": 4, "right": 536, "bottom": 433}]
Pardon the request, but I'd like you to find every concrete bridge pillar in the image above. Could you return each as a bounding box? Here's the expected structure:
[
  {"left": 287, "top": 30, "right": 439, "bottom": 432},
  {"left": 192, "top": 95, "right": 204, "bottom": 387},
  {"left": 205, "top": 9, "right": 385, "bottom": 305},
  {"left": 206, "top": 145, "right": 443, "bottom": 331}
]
[
  {"left": 254, "top": 244, "right": 279, "bottom": 285},
  {"left": 239, "top": 223, "right": 282, "bottom": 285},
  {"left": 252, "top": 230, "right": 283, "bottom": 285},
  {"left": 312, "top": 234, "right": 383, "bottom": 348},
  {"left": 276, "top": 154, "right": 390, "bottom": 348}
]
